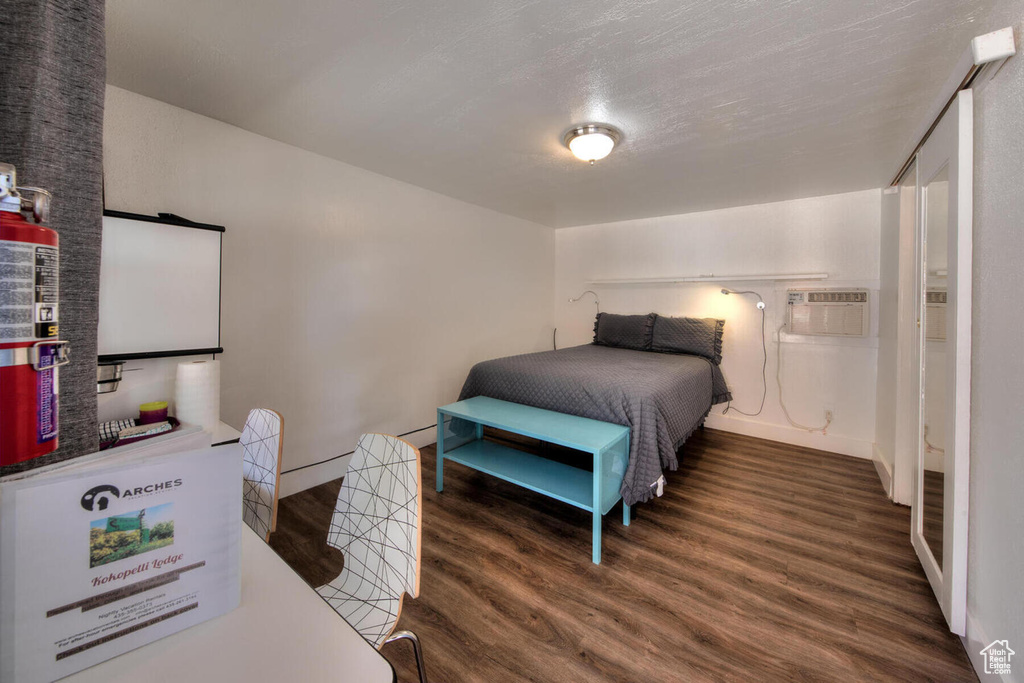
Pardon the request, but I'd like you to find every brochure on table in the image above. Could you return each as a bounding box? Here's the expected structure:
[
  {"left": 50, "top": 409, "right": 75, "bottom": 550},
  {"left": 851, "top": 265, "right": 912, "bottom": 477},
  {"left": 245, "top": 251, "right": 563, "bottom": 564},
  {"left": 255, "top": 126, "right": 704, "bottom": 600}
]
[{"left": 0, "top": 444, "right": 242, "bottom": 682}]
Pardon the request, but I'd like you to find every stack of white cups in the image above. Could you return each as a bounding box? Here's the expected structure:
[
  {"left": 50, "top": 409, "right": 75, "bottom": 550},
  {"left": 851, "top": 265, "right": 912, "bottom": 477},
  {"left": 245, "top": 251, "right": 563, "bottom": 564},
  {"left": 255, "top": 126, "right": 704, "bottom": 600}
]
[{"left": 175, "top": 360, "right": 220, "bottom": 431}]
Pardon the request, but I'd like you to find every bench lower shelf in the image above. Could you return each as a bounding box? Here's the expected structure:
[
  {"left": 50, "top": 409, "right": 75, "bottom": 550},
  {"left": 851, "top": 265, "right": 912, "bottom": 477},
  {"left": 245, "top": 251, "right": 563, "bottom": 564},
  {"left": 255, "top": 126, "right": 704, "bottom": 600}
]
[
  {"left": 437, "top": 396, "right": 631, "bottom": 564},
  {"left": 443, "top": 440, "right": 595, "bottom": 512}
]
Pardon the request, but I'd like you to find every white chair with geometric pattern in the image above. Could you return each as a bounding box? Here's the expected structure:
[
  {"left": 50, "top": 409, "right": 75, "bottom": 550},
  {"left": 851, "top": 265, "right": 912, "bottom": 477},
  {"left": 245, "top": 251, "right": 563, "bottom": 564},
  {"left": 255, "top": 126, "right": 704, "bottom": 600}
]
[
  {"left": 240, "top": 408, "right": 284, "bottom": 543},
  {"left": 316, "top": 433, "right": 426, "bottom": 683}
]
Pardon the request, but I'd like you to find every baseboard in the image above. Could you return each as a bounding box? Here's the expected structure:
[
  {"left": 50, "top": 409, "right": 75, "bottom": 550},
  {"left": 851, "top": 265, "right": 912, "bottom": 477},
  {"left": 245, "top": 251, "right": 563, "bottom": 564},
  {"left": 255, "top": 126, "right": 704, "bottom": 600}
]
[
  {"left": 924, "top": 450, "right": 945, "bottom": 473},
  {"left": 282, "top": 417, "right": 871, "bottom": 495},
  {"left": 704, "top": 413, "right": 873, "bottom": 459},
  {"left": 872, "top": 443, "right": 894, "bottom": 498},
  {"left": 280, "top": 453, "right": 352, "bottom": 498},
  {"left": 963, "top": 610, "right": 1017, "bottom": 682},
  {"left": 279, "top": 426, "right": 437, "bottom": 498}
]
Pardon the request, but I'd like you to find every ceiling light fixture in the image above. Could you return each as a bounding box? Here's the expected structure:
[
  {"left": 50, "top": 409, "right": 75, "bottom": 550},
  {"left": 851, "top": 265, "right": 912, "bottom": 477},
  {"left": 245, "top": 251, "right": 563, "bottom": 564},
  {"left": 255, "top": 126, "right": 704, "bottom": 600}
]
[{"left": 564, "top": 124, "right": 621, "bottom": 164}]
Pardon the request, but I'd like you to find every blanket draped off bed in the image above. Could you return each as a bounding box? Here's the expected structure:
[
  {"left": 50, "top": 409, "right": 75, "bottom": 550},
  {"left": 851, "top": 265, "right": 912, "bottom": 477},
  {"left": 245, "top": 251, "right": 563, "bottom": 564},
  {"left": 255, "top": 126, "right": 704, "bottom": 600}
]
[{"left": 458, "top": 344, "right": 731, "bottom": 506}]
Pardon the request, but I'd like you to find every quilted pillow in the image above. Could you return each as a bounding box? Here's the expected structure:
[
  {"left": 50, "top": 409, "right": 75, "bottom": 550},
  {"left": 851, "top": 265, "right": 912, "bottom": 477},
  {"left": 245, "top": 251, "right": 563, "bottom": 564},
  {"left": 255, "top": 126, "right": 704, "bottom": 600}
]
[
  {"left": 650, "top": 316, "right": 725, "bottom": 364},
  {"left": 592, "top": 312, "right": 656, "bottom": 351}
]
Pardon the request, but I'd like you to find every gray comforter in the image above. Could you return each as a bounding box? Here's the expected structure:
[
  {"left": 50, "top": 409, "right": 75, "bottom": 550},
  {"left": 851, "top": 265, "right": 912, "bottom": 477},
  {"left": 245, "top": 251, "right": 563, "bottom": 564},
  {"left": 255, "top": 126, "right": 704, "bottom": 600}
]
[{"left": 458, "top": 344, "right": 731, "bottom": 505}]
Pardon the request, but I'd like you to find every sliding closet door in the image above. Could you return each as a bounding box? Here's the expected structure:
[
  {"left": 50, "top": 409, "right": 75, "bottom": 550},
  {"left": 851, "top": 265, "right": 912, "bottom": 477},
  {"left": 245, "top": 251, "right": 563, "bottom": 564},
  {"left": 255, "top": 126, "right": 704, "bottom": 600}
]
[
  {"left": 911, "top": 89, "right": 972, "bottom": 636},
  {"left": 892, "top": 160, "right": 919, "bottom": 506}
]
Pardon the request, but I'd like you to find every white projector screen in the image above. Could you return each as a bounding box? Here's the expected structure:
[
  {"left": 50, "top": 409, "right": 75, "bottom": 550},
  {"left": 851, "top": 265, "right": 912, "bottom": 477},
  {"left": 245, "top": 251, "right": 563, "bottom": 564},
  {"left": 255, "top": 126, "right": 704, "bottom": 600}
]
[{"left": 98, "top": 212, "right": 223, "bottom": 360}]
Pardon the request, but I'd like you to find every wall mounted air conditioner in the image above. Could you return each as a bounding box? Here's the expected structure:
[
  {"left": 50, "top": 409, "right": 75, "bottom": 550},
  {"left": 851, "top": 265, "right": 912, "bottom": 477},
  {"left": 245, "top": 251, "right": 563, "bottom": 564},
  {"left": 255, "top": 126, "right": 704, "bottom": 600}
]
[
  {"left": 925, "top": 289, "right": 947, "bottom": 341},
  {"left": 787, "top": 289, "right": 869, "bottom": 337}
]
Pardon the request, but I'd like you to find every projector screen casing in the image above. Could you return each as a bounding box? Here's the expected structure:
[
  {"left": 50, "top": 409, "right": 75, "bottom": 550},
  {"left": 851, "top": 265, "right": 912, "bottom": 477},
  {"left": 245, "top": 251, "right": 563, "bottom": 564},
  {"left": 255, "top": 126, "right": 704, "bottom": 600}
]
[{"left": 97, "top": 211, "right": 223, "bottom": 361}]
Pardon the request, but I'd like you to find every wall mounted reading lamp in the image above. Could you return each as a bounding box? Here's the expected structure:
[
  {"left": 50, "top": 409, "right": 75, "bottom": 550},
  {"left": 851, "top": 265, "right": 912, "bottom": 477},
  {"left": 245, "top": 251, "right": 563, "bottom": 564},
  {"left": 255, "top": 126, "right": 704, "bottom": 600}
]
[
  {"left": 555, "top": 290, "right": 602, "bottom": 351},
  {"left": 720, "top": 288, "right": 766, "bottom": 417},
  {"left": 568, "top": 290, "right": 600, "bottom": 313},
  {"left": 721, "top": 288, "right": 765, "bottom": 309}
]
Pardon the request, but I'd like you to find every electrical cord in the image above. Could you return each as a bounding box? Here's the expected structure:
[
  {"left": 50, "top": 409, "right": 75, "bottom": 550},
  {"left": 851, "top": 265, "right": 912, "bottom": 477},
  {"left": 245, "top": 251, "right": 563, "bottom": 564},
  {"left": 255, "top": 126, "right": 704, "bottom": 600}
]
[
  {"left": 279, "top": 424, "right": 434, "bottom": 475},
  {"left": 923, "top": 424, "right": 944, "bottom": 454},
  {"left": 723, "top": 303, "right": 766, "bottom": 417},
  {"left": 775, "top": 323, "right": 832, "bottom": 433}
]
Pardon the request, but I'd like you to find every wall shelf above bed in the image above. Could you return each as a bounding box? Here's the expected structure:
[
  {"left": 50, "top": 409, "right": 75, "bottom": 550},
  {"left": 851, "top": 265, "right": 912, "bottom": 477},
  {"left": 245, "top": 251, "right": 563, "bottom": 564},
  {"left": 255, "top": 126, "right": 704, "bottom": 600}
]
[{"left": 586, "top": 273, "right": 829, "bottom": 285}]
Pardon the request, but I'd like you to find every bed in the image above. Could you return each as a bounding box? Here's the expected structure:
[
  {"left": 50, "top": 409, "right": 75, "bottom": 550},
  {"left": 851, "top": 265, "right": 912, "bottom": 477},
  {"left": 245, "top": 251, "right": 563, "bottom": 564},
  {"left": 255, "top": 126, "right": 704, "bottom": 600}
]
[{"left": 457, "top": 313, "right": 732, "bottom": 505}]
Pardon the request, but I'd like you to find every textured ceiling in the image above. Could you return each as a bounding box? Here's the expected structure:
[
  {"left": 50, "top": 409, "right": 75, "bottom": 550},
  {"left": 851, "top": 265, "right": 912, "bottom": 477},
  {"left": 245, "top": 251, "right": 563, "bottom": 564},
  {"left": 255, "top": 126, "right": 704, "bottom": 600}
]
[{"left": 106, "top": 0, "right": 993, "bottom": 227}]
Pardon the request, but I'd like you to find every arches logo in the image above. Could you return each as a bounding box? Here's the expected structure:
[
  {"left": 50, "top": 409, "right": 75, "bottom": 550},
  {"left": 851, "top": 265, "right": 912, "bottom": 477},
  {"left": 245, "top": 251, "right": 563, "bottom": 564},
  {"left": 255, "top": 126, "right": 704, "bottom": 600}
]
[{"left": 81, "top": 485, "right": 120, "bottom": 512}]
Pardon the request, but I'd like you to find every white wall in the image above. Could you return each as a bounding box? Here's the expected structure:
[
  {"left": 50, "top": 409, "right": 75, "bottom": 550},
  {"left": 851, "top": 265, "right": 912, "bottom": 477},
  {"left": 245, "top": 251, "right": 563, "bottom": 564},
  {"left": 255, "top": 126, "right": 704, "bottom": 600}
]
[
  {"left": 555, "top": 189, "right": 881, "bottom": 458},
  {"left": 963, "top": 7, "right": 1024, "bottom": 679},
  {"left": 102, "top": 85, "right": 555, "bottom": 495}
]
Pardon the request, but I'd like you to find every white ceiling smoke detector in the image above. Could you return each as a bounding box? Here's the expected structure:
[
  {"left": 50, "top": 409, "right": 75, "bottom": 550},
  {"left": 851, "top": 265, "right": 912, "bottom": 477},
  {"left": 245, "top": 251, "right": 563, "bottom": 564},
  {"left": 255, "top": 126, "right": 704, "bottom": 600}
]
[{"left": 564, "top": 124, "right": 621, "bottom": 164}]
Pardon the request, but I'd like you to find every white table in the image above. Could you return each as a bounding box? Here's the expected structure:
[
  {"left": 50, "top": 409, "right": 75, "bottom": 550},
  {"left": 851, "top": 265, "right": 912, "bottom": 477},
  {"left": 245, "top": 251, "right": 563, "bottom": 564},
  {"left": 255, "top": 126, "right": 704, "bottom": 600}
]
[
  {"left": 100, "top": 421, "right": 242, "bottom": 456},
  {"left": 63, "top": 527, "right": 395, "bottom": 683},
  {"left": 210, "top": 420, "right": 243, "bottom": 445}
]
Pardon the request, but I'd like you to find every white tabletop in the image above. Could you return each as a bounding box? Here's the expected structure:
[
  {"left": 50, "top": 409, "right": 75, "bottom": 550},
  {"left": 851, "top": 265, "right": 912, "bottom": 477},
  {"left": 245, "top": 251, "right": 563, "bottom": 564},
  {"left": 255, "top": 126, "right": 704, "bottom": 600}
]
[
  {"left": 62, "top": 527, "right": 395, "bottom": 683},
  {"left": 209, "top": 420, "right": 243, "bottom": 445},
  {"left": 99, "top": 419, "right": 242, "bottom": 456}
]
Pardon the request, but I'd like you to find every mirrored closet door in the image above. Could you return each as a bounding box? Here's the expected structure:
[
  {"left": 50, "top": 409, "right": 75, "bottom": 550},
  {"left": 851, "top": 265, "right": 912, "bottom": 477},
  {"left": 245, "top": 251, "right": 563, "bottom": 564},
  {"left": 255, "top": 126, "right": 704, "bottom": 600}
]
[{"left": 911, "top": 89, "right": 972, "bottom": 636}]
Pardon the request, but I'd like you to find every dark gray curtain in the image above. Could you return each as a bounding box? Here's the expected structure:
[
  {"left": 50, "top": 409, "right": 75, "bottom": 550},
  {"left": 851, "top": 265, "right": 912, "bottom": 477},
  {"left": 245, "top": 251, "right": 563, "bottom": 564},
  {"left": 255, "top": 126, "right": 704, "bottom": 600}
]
[{"left": 0, "top": 0, "right": 105, "bottom": 474}]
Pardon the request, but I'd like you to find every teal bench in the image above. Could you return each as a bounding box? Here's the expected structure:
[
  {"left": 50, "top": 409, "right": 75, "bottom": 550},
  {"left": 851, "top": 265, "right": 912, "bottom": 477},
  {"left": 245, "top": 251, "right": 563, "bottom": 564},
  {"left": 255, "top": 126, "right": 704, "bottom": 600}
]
[{"left": 436, "top": 396, "right": 631, "bottom": 564}]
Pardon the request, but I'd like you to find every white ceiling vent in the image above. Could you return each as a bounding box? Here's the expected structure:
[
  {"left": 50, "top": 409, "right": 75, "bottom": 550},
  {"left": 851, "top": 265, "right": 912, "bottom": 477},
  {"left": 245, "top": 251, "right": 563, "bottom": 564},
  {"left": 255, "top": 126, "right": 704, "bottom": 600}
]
[
  {"left": 787, "top": 289, "right": 869, "bottom": 337},
  {"left": 926, "top": 290, "right": 947, "bottom": 341}
]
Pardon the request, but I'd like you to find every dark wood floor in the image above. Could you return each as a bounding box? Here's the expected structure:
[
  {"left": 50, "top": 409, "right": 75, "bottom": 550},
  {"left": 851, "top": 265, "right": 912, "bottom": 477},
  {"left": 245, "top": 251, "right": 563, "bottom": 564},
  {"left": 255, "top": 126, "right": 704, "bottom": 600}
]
[
  {"left": 270, "top": 428, "right": 976, "bottom": 682},
  {"left": 923, "top": 470, "right": 944, "bottom": 569}
]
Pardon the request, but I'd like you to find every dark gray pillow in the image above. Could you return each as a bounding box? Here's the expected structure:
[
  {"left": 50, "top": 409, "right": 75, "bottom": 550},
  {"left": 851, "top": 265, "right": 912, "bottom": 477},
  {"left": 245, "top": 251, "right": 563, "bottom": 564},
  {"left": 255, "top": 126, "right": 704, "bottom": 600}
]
[
  {"left": 651, "top": 316, "right": 725, "bottom": 364},
  {"left": 592, "top": 312, "right": 656, "bottom": 350}
]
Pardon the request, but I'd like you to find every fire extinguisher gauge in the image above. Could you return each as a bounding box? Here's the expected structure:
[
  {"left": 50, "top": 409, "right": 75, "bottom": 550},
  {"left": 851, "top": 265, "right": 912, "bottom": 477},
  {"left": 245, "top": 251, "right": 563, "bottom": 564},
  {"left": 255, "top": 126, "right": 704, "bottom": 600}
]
[
  {"left": 18, "top": 187, "right": 51, "bottom": 224},
  {"left": 0, "top": 165, "right": 51, "bottom": 224}
]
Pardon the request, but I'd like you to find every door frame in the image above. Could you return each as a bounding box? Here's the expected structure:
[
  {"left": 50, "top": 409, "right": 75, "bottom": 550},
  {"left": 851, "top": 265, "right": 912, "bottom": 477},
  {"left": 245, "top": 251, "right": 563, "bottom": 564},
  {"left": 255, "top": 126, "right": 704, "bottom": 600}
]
[
  {"left": 909, "top": 89, "right": 972, "bottom": 636},
  {"left": 892, "top": 161, "right": 920, "bottom": 506}
]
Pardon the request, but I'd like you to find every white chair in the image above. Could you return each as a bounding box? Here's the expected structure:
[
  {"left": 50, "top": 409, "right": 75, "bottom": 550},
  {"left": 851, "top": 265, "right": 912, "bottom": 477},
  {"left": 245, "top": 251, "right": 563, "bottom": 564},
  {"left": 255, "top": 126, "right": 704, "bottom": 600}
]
[
  {"left": 240, "top": 408, "right": 284, "bottom": 543},
  {"left": 316, "top": 433, "right": 427, "bottom": 683}
]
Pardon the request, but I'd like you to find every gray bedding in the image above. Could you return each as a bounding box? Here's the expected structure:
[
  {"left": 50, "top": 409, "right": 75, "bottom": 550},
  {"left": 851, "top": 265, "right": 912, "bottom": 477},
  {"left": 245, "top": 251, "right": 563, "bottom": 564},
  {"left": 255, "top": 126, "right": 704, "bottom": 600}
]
[{"left": 458, "top": 344, "right": 731, "bottom": 505}]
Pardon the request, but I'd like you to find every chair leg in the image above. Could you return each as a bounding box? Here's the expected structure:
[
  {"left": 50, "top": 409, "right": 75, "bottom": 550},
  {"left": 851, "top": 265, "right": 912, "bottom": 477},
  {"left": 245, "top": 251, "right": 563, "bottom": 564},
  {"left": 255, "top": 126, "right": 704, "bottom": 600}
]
[{"left": 384, "top": 630, "right": 427, "bottom": 683}]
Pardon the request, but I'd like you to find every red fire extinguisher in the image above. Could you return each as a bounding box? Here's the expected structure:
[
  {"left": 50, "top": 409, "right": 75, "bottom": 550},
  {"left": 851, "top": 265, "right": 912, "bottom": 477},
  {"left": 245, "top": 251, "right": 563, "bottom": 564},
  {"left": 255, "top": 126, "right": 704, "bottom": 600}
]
[{"left": 0, "top": 162, "right": 69, "bottom": 467}]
